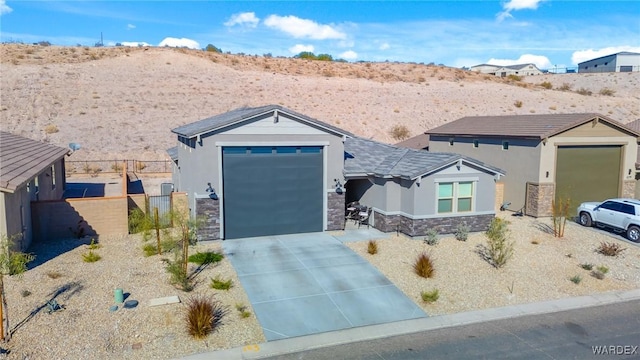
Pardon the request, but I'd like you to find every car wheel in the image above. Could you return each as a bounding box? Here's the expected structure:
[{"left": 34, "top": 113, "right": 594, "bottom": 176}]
[
  {"left": 627, "top": 225, "right": 640, "bottom": 242},
  {"left": 579, "top": 212, "right": 592, "bottom": 227}
]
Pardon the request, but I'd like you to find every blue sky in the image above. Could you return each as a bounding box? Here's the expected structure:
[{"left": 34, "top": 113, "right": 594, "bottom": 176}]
[{"left": 1, "top": 1, "right": 639, "bottom": 69}]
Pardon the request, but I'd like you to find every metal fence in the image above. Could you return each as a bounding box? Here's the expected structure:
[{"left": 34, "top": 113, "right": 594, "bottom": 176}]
[
  {"left": 149, "top": 195, "right": 172, "bottom": 226},
  {"left": 66, "top": 159, "right": 172, "bottom": 175}
]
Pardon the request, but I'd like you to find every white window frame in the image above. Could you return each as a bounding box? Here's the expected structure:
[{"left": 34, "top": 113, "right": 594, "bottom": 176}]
[{"left": 436, "top": 181, "right": 476, "bottom": 214}]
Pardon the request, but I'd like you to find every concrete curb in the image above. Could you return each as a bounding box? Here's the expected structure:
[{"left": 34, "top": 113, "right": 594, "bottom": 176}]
[{"left": 180, "top": 288, "right": 640, "bottom": 360}]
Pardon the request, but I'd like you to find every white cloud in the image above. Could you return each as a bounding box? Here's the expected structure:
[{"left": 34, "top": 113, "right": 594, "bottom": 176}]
[
  {"left": 488, "top": 54, "right": 552, "bottom": 69},
  {"left": 0, "top": 0, "right": 12, "bottom": 15},
  {"left": 158, "top": 37, "right": 200, "bottom": 49},
  {"left": 339, "top": 50, "right": 358, "bottom": 60},
  {"left": 224, "top": 12, "right": 259, "bottom": 28},
  {"left": 289, "top": 44, "right": 314, "bottom": 54},
  {"left": 264, "top": 15, "right": 346, "bottom": 40},
  {"left": 571, "top": 46, "right": 640, "bottom": 64},
  {"left": 120, "top": 41, "right": 151, "bottom": 47},
  {"left": 497, "top": 0, "right": 543, "bottom": 21},
  {"left": 127, "top": 24, "right": 136, "bottom": 30},
  {"left": 379, "top": 43, "right": 390, "bottom": 50}
]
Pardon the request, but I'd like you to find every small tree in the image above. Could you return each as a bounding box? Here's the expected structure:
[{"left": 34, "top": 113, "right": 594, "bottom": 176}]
[
  {"left": 0, "top": 236, "right": 35, "bottom": 340},
  {"left": 485, "top": 218, "right": 514, "bottom": 268},
  {"left": 205, "top": 44, "right": 222, "bottom": 53},
  {"left": 552, "top": 197, "right": 571, "bottom": 238}
]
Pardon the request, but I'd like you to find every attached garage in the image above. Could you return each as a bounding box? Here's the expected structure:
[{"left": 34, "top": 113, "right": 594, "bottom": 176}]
[
  {"left": 555, "top": 145, "right": 621, "bottom": 209},
  {"left": 222, "top": 146, "right": 324, "bottom": 239},
  {"left": 170, "top": 105, "right": 352, "bottom": 240}
]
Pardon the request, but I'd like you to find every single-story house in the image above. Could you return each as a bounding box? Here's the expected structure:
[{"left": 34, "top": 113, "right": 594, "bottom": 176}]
[
  {"left": 169, "top": 105, "right": 504, "bottom": 239},
  {"left": 470, "top": 63, "right": 544, "bottom": 77},
  {"left": 424, "top": 113, "right": 640, "bottom": 217},
  {"left": 0, "top": 131, "right": 69, "bottom": 251},
  {"left": 578, "top": 52, "right": 640, "bottom": 73}
]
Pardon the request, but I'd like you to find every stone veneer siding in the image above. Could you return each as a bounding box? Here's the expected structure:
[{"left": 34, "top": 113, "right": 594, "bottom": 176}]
[
  {"left": 373, "top": 210, "right": 494, "bottom": 237},
  {"left": 327, "top": 192, "right": 345, "bottom": 230},
  {"left": 622, "top": 180, "right": 636, "bottom": 199},
  {"left": 196, "top": 197, "right": 220, "bottom": 240},
  {"left": 525, "top": 182, "right": 555, "bottom": 217}
]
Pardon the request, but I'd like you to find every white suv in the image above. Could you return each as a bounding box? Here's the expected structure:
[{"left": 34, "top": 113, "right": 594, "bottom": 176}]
[{"left": 577, "top": 198, "right": 640, "bottom": 242}]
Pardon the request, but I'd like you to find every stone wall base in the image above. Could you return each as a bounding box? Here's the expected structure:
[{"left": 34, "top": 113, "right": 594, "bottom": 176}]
[
  {"left": 196, "top": 197, "right": 220, "bottom": 240},
  {"left": 373, "top": 211, "right": 494, "bottom": 237},
  {"left": 525, "top": 182, "right": 555, "bottom": 217},
  {"left": 327, "top": 192, "right": 345, "bottom": 231}
]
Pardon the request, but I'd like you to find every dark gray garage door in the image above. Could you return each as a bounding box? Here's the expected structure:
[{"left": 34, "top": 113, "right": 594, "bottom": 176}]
[
  {"left": 222, "top": 146, "right": 324, "bottom": 239},
  {"left": 556, "top": 145, "right": 621, "bottom": 211}
]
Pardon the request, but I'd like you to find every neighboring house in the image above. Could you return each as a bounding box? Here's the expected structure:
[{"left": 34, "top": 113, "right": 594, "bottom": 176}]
[
  {"left": 0, "top": 131, "right": 68, "bottom": 251},
  {"left": 426, "top": 113, "right": 640, "bottom": 217},
  {"left": 396, "top": 133, "right": 429, "bottom": 150},
  {"left": 578, "top": 52, "right": 640, "bottom": 73},
  {"left": 169, "top": 105, "right": 504, "bottom": 239},
  {"left": 623, "top": 119, "right": 640, "bottom": 199},
  {"left": 345, "top": 137, "right": 504, "bottom": 236},
  {"left": 470, "top": 63, "right": 544, "bottom": 77}
]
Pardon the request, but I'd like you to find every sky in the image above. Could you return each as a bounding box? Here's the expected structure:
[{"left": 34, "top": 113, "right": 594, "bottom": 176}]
[{"left": 1, "top": 0, "right": 639, "bottom": 70}]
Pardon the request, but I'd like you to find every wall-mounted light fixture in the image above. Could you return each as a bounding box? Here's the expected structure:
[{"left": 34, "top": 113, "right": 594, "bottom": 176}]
[
  {"left": 545, "top": 171, "right": 549, "bottom": 178},
  {"left": 206, "top": 182, "right": 218, "bottom": 200},
  {"left": 334, "top": 179, "right": 344, "bottom": 194},
  {"left": 629, "top": 169, "right": 632, "bottom": 175}
]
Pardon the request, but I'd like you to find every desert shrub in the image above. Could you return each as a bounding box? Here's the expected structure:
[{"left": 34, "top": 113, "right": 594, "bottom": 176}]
[
  {"left": 166, "top": 257, "right": 193, "bottom": 292},
  {"left": 82, "top": 250, "right": 101, "bottom": 263},
  {"left": 367, "top": 240, "right": 378, "bottom": 255},
  {"left": 551, "top": 197, "right": 571, "bottom": 237},
  {"left": 558, "top": 83, "right": 572, "bottom": 91},
  {"left": 599, "top": 87, "right": 615, "bottom": 96},
  {"left": 185, "top": 295, "right": 227, "bottom": 339},
  {"left": 44, "top": 124, "right": 59, "bottom": 134},
  {"left": 420, "top": 289, "right": 439, "bottom": 303},
  {"left": 143, "top": 240, "right": 178, "bottom": 257},
  {"left": 205, "top": 44, "right": 222, "bottom": 53},
  {"left": 454, "top": 223, "right": 469, "bottom": 241},
  {"left": 210, "top": 275, "right": 233, "bottom": 290},
  {"left": 592, "top": 266, "right": 608, "bottom": 280},
  {"left": 513, "top": 100, "right": 523, "bottom": 108},
  {"left": 21, "top": 289, "right": 31, "bottom": 297},
  {"left": 111, "top": 162, "right": 123, "bottom": 172},
  {"left": 570, "top": 275, "right": 582, "bottom": 284},
  {"left": 235, "top": 303, "right": 251, "bottom": 318},
  {"left": 531, "top": 240, "right": 539, "bottom": 245},
  {"left": 188, "top": 251, "right": 224, "bottom": 265},
  {"left": 596, "top": 265, "right": 609, "bottom": 274},
  {"left": 596, "top": 242, "right": 626, "bottom": 257},
  {"left": 413, "top": 252, "right": 435, "bottom": 278},
  {"left": 390, "top": 124, "right": 410, "bottom": 140},
  {"left": 576, "top": 87, "right": 592, "bottom": 96},
  {"left": 46, "top": 271, "right": 63, "bottom": 279},
  {"left": 485, "top": 218, "right": 514, "bottom": 268},
  {"left": 507, "top": 74, "right": 522, "bottom": 81},
  {"left": 87, "top": 238, "right": 101, "bottom": 250},
  {"left": 128, "top": 208, "right": 153, "bottom": 235},
  {"left": 580, "top": 263, "right": 594, "bottom": 270},
  {"left": 423, "top": 228, "right": 439, "bottom": 246},
  {"left": 539, "top": 81, "right": 553, "bottom": 89},
  {"left": 136, "top": 161, "right": 147, "bottom": 171}
]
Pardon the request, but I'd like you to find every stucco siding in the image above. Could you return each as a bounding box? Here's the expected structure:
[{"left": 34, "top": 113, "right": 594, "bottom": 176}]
[{"left": 0, "top": 187, "right": 32, "bottom": 251}]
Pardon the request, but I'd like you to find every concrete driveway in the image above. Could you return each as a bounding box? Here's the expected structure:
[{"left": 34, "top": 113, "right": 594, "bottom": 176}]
[{"left": 223, "top": 232, "right": 426, "bottom": 341}]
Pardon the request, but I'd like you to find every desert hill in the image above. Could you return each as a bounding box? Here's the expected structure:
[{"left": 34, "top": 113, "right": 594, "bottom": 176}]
[{"left": 1, "top": 44, "right": 639, "bottom": 161}]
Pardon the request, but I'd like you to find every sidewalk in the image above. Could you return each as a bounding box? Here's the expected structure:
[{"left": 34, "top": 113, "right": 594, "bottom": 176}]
[{"left": 180, "top": 288, "right": 640, "bottom": 360}]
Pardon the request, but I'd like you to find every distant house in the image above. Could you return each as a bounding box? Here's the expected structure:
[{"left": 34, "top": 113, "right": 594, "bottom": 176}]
[
  {"left": 578, "top": 52, "right": 640, "bottom": 73},
  {"left": 426, "top": 114, "right": 639, "bottom": 217},
  {"left": 169, "top": 105, "right": 504, "bottom": 239},
  {"left": 0, "top": 132, "right": 68, "bottom": 251},
  {"left": 396, "top": 133, "right": 429, "bottom": 150},
  {"left": 470, "top": 63, "right": 543, "bottom": 77},
  {"left": 623, "top": 119, "right": 640, "bottom": 199}
]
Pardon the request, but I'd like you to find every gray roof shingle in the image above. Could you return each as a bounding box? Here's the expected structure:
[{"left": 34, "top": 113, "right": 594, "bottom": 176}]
[
  {"left": 166, "top": 146, "right": 178, "bottom": 161},
  {"left": 1, "top": 131, "right": 69, "bottom": 192},
  {"left": 172, "top": 104, "right": 354, "bottom": 138},
  {"left": 426, "top": 113, "right": 639, "bottom": 139},
  {"left": 344, "top": 137, "right": 503, "bottom": 179}
]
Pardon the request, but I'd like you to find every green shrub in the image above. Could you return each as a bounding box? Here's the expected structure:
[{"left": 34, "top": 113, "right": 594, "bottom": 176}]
[
  {"left": 188, "top": 251, "right": 224, "bottom": 265},
  {"left": 82, "top": 250, "right": 101, "bottom": 263},
  {"left": 485, "top": 218, "right": 514, "bottom": 268},
  {"left": 570, "top": 275, "right": 582, "bottom": 284},
  {"left": 539, "top": 81, "right": 553, "bottom": 89},
  {"left": 367, "top": 240, "right": 378, "bottom": 255},
  {"left": 580, "top": 263, "right": 594, "bottom": 270},
  {"left": 128, "top": 208, "right": 153, "bottom": 235},
  {"left": 591, "top": 266, "right": 609, "bottom": 280},
  {"left": 597, "top": 242, "right": 625, "bottom": 257},
  {"left": 235, "top": 303, "right": 251, "bottom": 318},
  {"left": 185, "top": 295, "right": 227, "bottom": 339},
  {"left": 87, "top": 238, "right": 101, "bottom": 250},
  {"left": 143, "top": 240, "right": 179, "bottom": 257},
  {"left": 413, "top": 252, "right": 435, "bottom": 278},
  {"left": 210, "top": 275, "right": 234, "bottom": 290},
  {"left": 420, "top": 289, "right": 439, "bottom": 303},
  {"left": 596, "top": 265, "right": 609, "bottom": 274},
  {"left": 424, "top": 229, "right": 439, "bottom": 246},
  {"left": 454, "top": 223, "right": 470, "bottom": 241},
  {"left": 166, "top": 258, "right": 193, "bottom": 292}
]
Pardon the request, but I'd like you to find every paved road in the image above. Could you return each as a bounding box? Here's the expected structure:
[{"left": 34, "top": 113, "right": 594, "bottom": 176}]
[{"left": 263, "top": 299, "right": 640, "bottom": 360}]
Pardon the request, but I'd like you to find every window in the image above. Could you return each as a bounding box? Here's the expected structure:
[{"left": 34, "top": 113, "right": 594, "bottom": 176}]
[
  {"left": 502, "top": 141, "right": 509, "bottom": 150},
  {"left": 449, "top": 138, "right": 454, "bottom": 146},
  {"left": 473, "top": 139, "right": 479, "bottom": 148},
  {"left": 437, "top": 181, "right": 474, "bottom": 214}
]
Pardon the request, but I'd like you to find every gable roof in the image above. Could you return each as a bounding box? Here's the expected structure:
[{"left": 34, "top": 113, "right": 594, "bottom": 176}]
[
  {"left": 426, "top": 113, "right": 640, "bottom": 140},
  {"left": 396, "top": 133, "right": 430, "bottom": 150},
  {"left": 0, "top": 131, "right": 69, "bottom": 193},
  {"left": 344, "top": 137, "right": 503, "bottom": 180},
  {"left": 471, "top": 63, "right": 540, "bottom": 71},
  {"left": 172, "top": 104, "right": 354, "bottom": 139}
]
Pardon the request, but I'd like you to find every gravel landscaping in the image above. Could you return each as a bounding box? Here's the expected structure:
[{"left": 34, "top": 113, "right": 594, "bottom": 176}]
[{"left": 2, "top": 214, "right": 639, "bottom": 359}]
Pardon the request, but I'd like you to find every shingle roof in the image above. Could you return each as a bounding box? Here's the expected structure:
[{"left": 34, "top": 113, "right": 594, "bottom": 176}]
[
  {"left": 426, "top": 113, "right": 639, "bottom": 139},
  {"left": 344, "top": 137, "right": 503, "bottom": 180},
  {"left": 172, "top": 104, "right": 354, "bottom": 138},
  {"left": 166, "top": 146, "right": 178, "bottom": 161},
  {"left": 0, "top": 131, "right": 69, "bottom": 192},
  {"left": 396, "top": 134, "right": 430, "bottom": 150}
]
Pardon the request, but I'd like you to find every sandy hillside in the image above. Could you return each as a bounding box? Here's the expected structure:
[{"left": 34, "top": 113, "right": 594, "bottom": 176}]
[{"left": 1, "top": 44, "right": 639, "bottom": 161}]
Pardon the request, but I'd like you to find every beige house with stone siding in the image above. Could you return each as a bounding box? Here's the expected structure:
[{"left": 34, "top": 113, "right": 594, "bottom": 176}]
[{"left": 422, "top": 113, "right": 639, "bottom": 217}]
